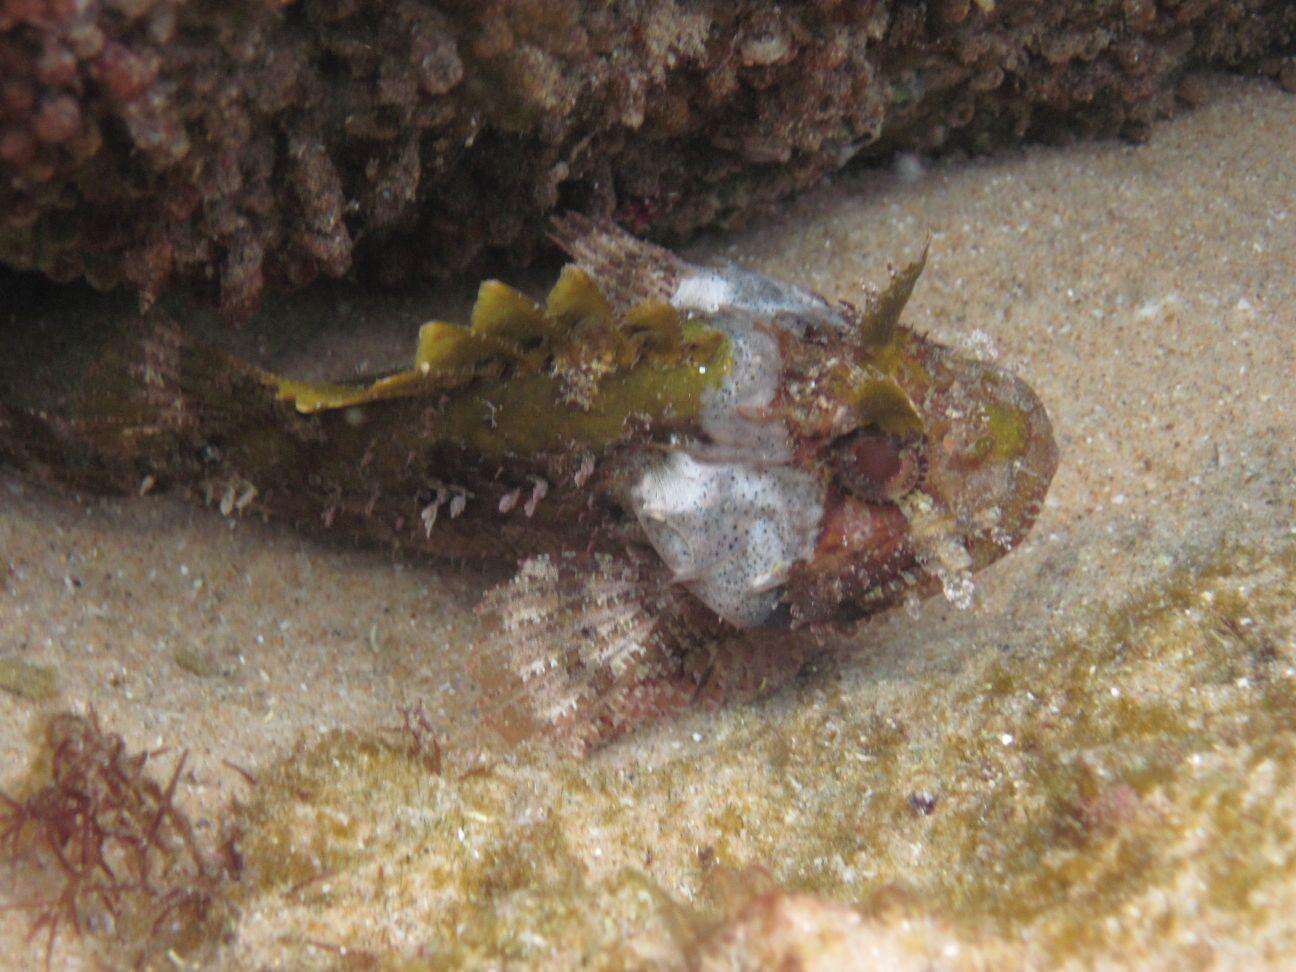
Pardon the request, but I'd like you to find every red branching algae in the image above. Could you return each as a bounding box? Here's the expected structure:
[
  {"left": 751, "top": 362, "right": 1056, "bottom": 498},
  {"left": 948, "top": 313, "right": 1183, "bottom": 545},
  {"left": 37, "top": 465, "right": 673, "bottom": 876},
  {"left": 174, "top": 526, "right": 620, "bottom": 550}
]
[
  {"left": 393, "top": 701, "right": 444, "bottom": 777},
  {"left": 0, "top": 711, "right": 238, "bottom": 966}
]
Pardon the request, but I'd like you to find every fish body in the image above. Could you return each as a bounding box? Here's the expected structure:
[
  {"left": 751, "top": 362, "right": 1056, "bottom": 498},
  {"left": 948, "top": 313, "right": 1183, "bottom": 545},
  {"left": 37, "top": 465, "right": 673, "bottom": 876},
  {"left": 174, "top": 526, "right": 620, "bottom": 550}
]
[{"left": 0, "top": 217, "right": 1057, "bottom": 748}]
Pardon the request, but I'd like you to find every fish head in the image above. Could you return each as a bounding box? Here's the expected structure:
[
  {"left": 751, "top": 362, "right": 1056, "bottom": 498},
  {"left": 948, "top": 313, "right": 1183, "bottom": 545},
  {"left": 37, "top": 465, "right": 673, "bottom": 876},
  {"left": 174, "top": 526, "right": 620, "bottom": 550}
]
[
  {"left": 778, "top": 292, "right": 1059, "bottom": 628},
  {"left": 625, "top": 244, "right": 1057, "bottom": 633}
]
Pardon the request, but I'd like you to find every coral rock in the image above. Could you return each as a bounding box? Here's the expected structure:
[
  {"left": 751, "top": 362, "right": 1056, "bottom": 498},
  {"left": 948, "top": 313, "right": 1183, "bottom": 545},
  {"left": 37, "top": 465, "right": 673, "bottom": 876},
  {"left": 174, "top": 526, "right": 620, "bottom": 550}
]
[{"left": 0, "top": 0, "right": 1293, "bottom": 317}]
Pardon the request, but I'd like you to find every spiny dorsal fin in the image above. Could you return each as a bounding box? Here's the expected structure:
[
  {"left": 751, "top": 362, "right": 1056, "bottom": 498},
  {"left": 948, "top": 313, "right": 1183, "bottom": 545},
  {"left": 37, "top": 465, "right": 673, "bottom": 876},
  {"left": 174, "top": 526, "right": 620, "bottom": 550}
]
[{"left": 547, "top": 213, "right": 687, "bottom": 311}]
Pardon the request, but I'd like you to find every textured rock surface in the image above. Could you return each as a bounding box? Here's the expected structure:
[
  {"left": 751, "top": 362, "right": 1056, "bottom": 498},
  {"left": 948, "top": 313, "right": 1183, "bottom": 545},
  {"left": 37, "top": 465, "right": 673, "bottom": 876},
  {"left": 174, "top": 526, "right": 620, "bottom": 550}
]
[{"left": 2, "top": 0, "right": 1293, "bottom": 317}]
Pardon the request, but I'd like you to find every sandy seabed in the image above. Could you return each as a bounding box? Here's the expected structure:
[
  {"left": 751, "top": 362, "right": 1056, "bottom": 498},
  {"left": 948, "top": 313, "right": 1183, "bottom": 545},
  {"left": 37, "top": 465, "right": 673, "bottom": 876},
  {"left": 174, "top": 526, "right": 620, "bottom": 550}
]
[{"left": 1, "top": 75, "right": 1294, "bottom": 968}]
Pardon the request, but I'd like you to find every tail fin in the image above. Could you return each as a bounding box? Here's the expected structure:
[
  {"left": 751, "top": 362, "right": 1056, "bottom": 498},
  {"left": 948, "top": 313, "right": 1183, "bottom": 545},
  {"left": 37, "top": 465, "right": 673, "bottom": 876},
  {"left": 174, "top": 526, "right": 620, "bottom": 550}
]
[{"left": 0, "top": 317, "right": 277, "bottom": 496}]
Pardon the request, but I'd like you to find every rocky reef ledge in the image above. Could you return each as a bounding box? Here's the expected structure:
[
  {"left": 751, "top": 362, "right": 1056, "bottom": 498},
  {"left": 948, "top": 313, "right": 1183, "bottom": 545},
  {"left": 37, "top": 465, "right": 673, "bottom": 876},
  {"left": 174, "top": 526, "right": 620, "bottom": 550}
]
[{"left": 2, "top": 0, "right": 1294, "bottom": 317}]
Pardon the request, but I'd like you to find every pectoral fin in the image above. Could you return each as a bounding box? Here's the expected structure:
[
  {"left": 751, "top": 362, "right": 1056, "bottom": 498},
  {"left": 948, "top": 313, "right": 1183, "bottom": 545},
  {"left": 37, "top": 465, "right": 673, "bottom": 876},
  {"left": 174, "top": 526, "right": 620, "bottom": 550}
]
[{"left": 474, "top": 554, "right": 668, "bottom": 747}]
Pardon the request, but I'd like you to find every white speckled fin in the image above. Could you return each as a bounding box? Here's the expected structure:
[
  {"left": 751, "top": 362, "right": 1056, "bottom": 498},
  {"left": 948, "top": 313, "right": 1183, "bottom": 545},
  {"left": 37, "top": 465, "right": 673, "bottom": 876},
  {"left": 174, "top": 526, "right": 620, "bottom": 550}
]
[{"left": 474, "top": 553, "right": 669, "bottom": 740}]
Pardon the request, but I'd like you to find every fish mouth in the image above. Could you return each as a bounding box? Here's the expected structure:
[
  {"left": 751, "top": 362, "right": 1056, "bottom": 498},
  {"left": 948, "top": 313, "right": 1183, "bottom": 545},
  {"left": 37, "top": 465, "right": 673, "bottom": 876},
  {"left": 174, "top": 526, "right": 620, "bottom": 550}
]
[{"left": 779, "top": 490, "right": 913, "bottom": 628}]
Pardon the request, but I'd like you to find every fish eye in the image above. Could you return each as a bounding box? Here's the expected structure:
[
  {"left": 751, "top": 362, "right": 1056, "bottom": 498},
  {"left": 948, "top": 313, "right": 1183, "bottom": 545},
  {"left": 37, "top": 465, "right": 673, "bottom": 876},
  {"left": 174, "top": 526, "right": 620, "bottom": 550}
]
[{"left": 829, "top": 428, "right": 924, "bottom": 501}]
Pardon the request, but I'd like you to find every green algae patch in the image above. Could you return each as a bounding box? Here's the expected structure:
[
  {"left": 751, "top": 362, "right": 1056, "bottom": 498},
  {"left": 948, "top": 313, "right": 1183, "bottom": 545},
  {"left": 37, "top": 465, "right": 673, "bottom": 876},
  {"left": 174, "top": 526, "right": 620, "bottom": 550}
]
[
  {"left": 0, "top": 657, "right": 57, "bottom": 701},
  {"left": 172, "top": 646, "right": 222, "bottom": 679},
  {"left": 982, "top": 401, "right": 1029, "bottom": 461},
  {"left": 274, "top": 267, "right": 731, "bottom": 460},
  {"left": 429, "top": 344, "right": 729, "bottom": 459},
  {"left": 230, "top": 734, "right": 692, "bottom": 968},
  {"left": 217, "top": 539, "right": 1296, "bottom": 968}
]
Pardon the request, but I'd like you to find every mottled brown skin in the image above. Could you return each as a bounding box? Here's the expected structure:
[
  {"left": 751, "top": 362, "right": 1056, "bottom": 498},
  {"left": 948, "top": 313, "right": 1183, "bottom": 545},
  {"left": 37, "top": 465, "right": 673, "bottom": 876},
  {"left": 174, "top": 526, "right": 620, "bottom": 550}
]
[
  {"left": 479, "top": 218, "right": 1058, "bottom": 748},
  {"left": 0, "top": 219, "right": 1057, "bottom": 750},
  {"left": 0, "top": 317, "right": 661, "bottom": 565}
]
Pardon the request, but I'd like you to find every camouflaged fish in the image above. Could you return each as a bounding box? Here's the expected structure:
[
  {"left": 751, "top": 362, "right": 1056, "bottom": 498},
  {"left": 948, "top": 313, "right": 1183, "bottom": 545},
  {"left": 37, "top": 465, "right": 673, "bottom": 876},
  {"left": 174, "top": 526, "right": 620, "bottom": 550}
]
[{"left": 0, "top": 216, "right": 1057, "bottom": 749}]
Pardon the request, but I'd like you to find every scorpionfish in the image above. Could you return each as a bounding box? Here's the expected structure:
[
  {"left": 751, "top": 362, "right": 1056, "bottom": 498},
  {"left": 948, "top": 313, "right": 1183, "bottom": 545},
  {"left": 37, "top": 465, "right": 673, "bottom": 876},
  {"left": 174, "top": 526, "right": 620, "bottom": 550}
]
[{"left": 0, "top": 216, "right": 1057, "bottom": 750}]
